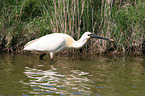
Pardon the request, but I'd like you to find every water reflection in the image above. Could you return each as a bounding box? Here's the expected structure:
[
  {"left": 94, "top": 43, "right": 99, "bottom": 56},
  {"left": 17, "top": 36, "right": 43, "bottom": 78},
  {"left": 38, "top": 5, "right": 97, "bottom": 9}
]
[
  {"left": 23, "top": 65, "right": 91, "bottom": 95},
  {"left": 0, "top": 54, "right": 145, "bottom": 96}
]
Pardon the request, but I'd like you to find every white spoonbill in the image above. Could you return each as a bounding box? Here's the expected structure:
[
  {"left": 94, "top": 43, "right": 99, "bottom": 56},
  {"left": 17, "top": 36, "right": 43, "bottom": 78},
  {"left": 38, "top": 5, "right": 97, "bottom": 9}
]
[{"left": 23, "top": 32, "right": 114, "bottom": 60}]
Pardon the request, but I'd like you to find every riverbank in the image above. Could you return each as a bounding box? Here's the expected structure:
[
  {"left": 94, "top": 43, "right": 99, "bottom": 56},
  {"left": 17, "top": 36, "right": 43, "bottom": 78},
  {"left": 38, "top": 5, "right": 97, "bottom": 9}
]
[{"left": 0, "top": 0, "right": 144, "bottom": 55}]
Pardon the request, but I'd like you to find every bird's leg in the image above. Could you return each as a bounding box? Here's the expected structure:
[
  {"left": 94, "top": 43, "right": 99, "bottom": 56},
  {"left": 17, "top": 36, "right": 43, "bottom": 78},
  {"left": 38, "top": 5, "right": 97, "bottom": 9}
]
[
  {"left": 50, "top": 53, "right": 54, "bottom": 60},
  {"left": 39, "top": 53, "right": 46, "bottom": 60},
  {"left": 50, "top": 53, "right": 54, "bottom": 64}
]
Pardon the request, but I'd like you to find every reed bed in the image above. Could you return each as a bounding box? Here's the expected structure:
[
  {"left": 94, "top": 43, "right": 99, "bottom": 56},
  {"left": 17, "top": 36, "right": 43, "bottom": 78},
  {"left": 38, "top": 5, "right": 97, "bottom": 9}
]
[{"left": 0, "top": 0, "right": 144, "bottom": 55}]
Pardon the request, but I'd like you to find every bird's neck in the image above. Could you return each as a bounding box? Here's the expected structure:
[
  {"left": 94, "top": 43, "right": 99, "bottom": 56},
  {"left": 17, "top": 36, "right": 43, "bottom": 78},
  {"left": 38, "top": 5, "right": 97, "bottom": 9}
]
[{"left": 70, "top": 37, "right": 88, "bottom": 49}]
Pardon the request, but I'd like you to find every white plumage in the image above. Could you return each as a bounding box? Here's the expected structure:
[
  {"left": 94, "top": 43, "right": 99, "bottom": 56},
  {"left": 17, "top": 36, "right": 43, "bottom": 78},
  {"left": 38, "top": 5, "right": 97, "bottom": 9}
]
[{"left": 23, "top": 32, "right": 114, "bottom": 60}]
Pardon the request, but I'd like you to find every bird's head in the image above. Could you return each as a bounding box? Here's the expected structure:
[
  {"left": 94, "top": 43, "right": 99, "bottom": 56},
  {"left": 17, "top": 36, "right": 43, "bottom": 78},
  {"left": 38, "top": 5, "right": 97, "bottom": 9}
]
[
  {"left": 81, "top": 32, "right": 93, "bottom": 40},
  {"left": 82, "top": 32, "right": 114, "bottom": 42}
]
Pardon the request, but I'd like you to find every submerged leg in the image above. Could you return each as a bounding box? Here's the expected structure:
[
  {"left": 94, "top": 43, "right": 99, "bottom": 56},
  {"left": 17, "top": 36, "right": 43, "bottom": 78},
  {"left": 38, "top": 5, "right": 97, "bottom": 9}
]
[
  {"left": 39, "top": 53, "right": 46, "bottom": 60},
  {"left": 50, "top": 59, "right": 53, "bottom": 65}
]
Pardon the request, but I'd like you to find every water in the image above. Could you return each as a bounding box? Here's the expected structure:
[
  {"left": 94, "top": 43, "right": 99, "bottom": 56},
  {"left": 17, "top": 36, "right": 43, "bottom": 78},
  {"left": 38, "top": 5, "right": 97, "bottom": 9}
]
[{"left": 0, "top": 53, "right": 145, "bottom": 96}]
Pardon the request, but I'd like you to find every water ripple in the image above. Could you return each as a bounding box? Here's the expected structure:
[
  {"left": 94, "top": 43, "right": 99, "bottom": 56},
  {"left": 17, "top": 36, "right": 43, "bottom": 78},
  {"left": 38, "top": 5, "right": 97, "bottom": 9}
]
[{"left": 22, "top": 66, "right": 91, "bottom": 95}]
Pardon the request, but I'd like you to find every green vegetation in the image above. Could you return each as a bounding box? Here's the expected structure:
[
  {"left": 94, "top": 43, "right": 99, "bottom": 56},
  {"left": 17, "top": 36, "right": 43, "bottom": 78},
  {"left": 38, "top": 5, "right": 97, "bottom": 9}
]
[{"left": 0, "top": 0, "right": 144, "bottom": 55}]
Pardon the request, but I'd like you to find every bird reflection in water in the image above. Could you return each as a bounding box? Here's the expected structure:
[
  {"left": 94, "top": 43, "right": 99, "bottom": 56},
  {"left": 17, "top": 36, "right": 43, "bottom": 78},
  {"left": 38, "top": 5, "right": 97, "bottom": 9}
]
[{"left": 22, "top": 66, "right": 92, "bottom": 95}]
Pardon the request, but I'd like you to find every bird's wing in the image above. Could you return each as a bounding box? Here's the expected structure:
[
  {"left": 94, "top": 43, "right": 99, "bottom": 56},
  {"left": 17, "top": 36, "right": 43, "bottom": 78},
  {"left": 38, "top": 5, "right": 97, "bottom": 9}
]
[{"left": 31, "top": 35, "right": 66, "bottom": 53}]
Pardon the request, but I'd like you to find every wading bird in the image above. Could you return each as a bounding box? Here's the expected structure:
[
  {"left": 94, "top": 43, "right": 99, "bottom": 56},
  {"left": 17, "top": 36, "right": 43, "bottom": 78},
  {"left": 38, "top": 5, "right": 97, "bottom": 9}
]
[{"left": 23, "top": 32, "right": 114, "bottom": 60}]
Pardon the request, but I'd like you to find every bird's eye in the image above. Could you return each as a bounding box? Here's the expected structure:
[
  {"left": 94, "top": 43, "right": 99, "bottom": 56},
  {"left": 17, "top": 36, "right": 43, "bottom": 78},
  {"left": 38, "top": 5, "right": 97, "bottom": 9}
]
[{"left": 88, "top": 34, "right": 90, "bottom": 36}]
